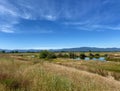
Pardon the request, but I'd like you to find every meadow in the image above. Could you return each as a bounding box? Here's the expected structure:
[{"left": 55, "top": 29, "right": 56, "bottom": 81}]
[{"left": 0, "top": 53, "right": 120, "bottom": 91}]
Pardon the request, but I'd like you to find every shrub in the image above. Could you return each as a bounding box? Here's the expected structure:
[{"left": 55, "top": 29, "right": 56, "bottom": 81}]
[
  {"left": 89, "top": 53, "right": 94, "bottom": 59},
  {"left": 80, "top": 53, "right": 86, "bottom": 59},
  {"left": 39, "top": 50, "right": 56, "bottom": 59},
  {"left": 47, "top": 52, "right": 57, "bottom": 59},
  {"left": 69, "top": 52, "right": 77, "bottom": 59},
  {"left": 57, "top": 53, "right": 69, "bottom": 58},
  {"left": 0, "top": 50, "right": 5, "bottom": 53},
  {"left": 94, "top": 53, "right": 100, "bottom": 58},
  {"left": 39, "top": 50, "right": 49, "bottom": 59}
]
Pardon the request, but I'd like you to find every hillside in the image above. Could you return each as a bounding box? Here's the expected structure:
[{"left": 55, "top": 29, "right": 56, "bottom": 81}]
[
  {"left": 56, "top": 47, "right": 120, "bottom": 52},
  {"left": 1, "top": 47, "right": 120, "bottom": 52}
]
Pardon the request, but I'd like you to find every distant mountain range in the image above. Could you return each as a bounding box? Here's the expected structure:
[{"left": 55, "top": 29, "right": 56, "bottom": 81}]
[
  {"left": 1, "top": 47, "right": 120, "bottom": 52},
  {"left": 54, "top": 47, "right": 120, "bottom": 52}
]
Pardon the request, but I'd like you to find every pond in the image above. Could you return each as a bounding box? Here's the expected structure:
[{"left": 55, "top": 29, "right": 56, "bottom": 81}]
[{"left": 74, "top": 57, "right": 106, "bottom": 61}]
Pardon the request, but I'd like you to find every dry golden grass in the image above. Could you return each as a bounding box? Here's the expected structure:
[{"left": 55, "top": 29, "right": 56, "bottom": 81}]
[
  {"left": 41, "top": 62, "right": 120, "bottom": 91},
  {"left": 0, "top": 54, "right": 120, "bottom": 91},
  {"left": 55, "top": 60, "right": 120, "bottom": 80}
]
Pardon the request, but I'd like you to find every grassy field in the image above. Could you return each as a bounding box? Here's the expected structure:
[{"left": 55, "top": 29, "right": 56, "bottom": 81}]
[
  {"left": 54, "top": 59, "right": 120, "bottom": 80},
  {"left": 0, "top": 53, "right": 120, "bottom": 91}
]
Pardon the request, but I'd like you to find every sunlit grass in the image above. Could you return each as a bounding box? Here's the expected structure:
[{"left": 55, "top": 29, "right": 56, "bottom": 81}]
[{"left": 0, "top": 54, "right": 120, "bottom": 91}]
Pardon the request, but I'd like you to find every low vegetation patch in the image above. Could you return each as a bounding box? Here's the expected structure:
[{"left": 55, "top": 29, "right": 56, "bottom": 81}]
[{"left": 55, "top": 60, "right": 120, "bottom": 80}]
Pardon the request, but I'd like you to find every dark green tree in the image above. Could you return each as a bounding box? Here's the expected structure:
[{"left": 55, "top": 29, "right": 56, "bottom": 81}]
[
  {"left": 104, "top": 54, "right": 108, "bottom": 57},
  {"left": 47, "top": 52, "right": 56, "bottom": 59},
  {"left": 1, "top": 50, "right": 5, "bottom": 53},
  {"left": 63, "top": 53, "right": 69, "bottom": 58},
  {"left": 10, "top": 51, "right": 15, "bottom": 53},
  {"left": 80, "top": 53, "right": 86, "bottom": 59},
  {"left": 57, "top": 53, "right": 69, "bottom": 58},
  {"left": 89, "top": 53, "right": 94, "bottom": 59},
  {"left": 39, "top": 50, "right": 56, "bottom": 59},
  {"left": 14, "top": 50, "right": 19, "bottom": 53},
  {"left": 39, "top": 50, "right": 50, "bottom": 58},
  {"left": 89, "top": 50, "right": 92, "bottom": 53},
  {"left": 69, "top": 52, "right": 76, "bottom": 59},
  {"left": 94, "top": 53, "right": 100, "bottom": 58}
]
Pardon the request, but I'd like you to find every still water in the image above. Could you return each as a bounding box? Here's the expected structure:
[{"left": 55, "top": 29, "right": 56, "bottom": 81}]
[{"left": 75, "top": 57, "right": 106, "bottom": 61}]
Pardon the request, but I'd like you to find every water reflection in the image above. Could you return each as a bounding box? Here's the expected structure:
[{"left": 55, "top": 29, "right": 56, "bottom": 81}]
[{"left": 75, "top": 57, "right": 106, "bottom": 61}]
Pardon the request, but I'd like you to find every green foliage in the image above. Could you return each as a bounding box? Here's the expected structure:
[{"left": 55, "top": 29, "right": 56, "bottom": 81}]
[
  {"left": 0, "top": 50, "right": 5, "bottom": 53},
  {"left": 94, "top": 53, "right": 100, "bottom": 58},
  {"left": 63, "top": 54, "right": 69, "bottom": 58},
  {"left": 69, "top": 52, "right": 77, "bottom": 59},
  {"left": 39, "top": 50, "right": 56, "bottom": 59},
  {"left": 104, "top": 54, "right": 108, "bottom": 57},
  {"left": 14, "top": 50, "right": 19, "bottom": 53},
  {"left": 80, "top": 53, "right": 86, "bottom": 59},
  {"left": 89, "top": 53, "right": 94, "bottom": 59},
  {"left": 2, "top": 50, "right": 5, "bottom": 53},
  {"left": 57, "top": 53, "right": 69, "bottom": 58},
  {"left": 10, "top": 50, "right": 19, "bottom": 53},
  {"left": 89, "top": 50, "right": 92, "bottom": 52},
  {"left": 39, "top": 50, "right": 49, "bottom": 58},
  {"left": 57, "top": 53, "right": 63, "bottom": 58},
  {"left": 47, "top": 52, "right": 57, "bottom": 59}
]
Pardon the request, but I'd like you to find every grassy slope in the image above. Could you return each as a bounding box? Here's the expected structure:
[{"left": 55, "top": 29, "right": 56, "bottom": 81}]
[
  {"left": 42, "top": 62, "right": 120, "bottom": 91},
  {"left": 54, "top": 59, "right": 120, "bottom": 80}
]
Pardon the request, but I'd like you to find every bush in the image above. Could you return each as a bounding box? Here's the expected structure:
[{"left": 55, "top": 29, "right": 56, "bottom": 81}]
[
  {"left": 57, "top": 53, "right": 69, "bottom": 58},
  {"left": 94, "top": 53, "right": 100, "bottom": 58},
  {"left": 69, "top": 52, "right": 77, "bottom": 59},
  {"left": 89, "top": 53, "right": 94, "bottom": 59},
  {"left": 0, "top": 50, "right": 5, "bottom": 53},
  {"left": 39, "top": 50, "right": 56, "bottom": 59},
  {"left": 80, "top": 53, "right": 86, "bottom": 59},
  {"left": 47, "top": 52, "right": 57, "bottom": 59},
  {"left": 39, "top": 50, "right": 49, "bottom": 58}
]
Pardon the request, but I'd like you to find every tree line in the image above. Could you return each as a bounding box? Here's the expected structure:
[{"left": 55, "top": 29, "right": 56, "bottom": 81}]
[{"left": 39, "top": 50, "right": 107, "bottom": 59}]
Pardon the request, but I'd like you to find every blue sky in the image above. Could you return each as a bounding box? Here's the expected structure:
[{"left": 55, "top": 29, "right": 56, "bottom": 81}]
[{"left": 0, "top": 0, "right": 120, "bottom": 49}]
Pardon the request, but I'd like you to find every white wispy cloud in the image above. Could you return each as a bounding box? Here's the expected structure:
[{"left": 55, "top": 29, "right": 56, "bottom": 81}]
[
  {"left": 0, "top": 0, "right": 120, "bottom": 33},
  {"left": 63, "top": 21, "right": 91, "bottom": 26},
  {"left": 0, "top": 0, "right": 62, "bottom": 33},
  {"left": 64, "top": 20, "right": 120, "bottom": 32},
  {"left": 0, "top": 25, "right": 14, "bottom": 33},
  {"left": 96, "top": 25, "right": 120, "bottom": 31},
  {"left": 44, "top": 15, "right": 57, "bottom": 21},
  {"left": 19, "top": 29, "right": 54, "bottom": 34},
  {"left": 77, "top": 24, "right": 120, "bottom": 31},
  {"left": 0, "top": 5, "right": 17, "bottom": 16}
]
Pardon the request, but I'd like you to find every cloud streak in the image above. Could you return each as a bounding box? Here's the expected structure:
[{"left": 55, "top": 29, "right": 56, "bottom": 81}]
[
  {"left": 77, "top": 24, "right": 120, "bottom": 31},
  {"left": 0, "top": 0, "right": 120, "bottom": 33},
  {"left": 64, "top": 20, "right": 120, "bottom": 32}
]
